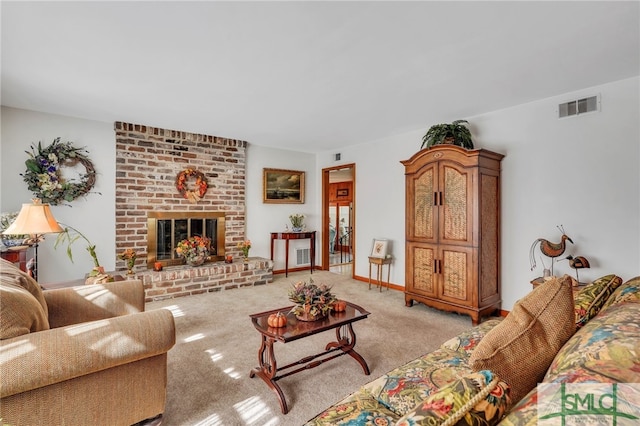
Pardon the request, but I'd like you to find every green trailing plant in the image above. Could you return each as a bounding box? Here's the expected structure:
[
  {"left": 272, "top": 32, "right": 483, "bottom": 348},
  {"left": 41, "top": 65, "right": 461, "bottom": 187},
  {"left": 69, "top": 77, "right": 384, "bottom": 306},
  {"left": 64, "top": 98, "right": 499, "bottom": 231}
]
[
  {"left": 54, "top": 224, "right": 101, "bottom": 268},
  {"left": 421, "top": 119, "right": 474, "bottom": 149}
]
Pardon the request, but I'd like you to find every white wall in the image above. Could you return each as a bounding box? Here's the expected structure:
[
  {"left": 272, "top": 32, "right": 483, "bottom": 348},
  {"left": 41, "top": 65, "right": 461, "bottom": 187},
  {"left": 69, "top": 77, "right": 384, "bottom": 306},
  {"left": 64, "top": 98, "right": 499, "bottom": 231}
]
[
  {"left": 1, "top": 107, "right": 115, "bottom": 283},
  {"left": 317, "top": 76, "right": 640, "bottom": 310},
  {"left": 246, "top": 144, "right": 317, "bottom": 272}
]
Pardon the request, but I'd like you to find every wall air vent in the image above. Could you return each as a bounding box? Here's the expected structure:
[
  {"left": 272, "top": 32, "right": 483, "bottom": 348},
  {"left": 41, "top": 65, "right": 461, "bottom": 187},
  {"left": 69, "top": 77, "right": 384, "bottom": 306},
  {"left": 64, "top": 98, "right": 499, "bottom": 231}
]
[
  {"left": 296, "top": 248, "right": 310, "bottom": 265},
  {"left": 558, "top": 94, "right": 600, "bottom": 118}
]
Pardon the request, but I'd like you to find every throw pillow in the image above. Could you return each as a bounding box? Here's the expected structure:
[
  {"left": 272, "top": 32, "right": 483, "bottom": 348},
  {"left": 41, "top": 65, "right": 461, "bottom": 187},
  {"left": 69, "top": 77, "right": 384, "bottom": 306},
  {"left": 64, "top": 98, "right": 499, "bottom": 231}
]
[
  {"left": 574, "top": 274, "right": 622, "bottom": 329},
  {"left": 0, "top": 281, "right": 50, "bottom": 339},
  {"left": 0, "top": 258, "right": 48, "bottom": 318},
  {"left": 396, "top": 370, "right": 511, "bottom": 426},
  {"left": 469, "top": 275, "right": 575, "bottom": 402},
  {"left": 601, "top": 276, "right": 640, "bottom": 310},
  {"left": 0, "top": 258, "right": 50, "bottom": 339}
]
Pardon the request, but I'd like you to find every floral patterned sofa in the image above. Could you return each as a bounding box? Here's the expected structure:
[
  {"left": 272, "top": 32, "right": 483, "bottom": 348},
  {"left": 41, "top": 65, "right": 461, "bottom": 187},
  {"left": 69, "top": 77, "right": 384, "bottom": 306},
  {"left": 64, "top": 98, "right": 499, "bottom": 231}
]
[{"left": 305, "top": 274, "right": 640, "bottom": 425}]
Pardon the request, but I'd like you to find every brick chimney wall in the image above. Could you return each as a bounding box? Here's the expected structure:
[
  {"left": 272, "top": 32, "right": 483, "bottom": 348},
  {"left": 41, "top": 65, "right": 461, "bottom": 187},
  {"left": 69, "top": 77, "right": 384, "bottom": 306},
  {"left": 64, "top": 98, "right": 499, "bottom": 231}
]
[{"left": 114, "top": 122, "right": 247, "bottom": 272}]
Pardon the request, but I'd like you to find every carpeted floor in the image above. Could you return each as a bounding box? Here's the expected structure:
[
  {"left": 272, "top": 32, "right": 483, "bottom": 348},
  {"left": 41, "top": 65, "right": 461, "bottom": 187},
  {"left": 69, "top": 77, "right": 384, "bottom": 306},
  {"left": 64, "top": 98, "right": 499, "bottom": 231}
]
[{"left": 147, "top": 270, "right": 474, "bottom": 426}]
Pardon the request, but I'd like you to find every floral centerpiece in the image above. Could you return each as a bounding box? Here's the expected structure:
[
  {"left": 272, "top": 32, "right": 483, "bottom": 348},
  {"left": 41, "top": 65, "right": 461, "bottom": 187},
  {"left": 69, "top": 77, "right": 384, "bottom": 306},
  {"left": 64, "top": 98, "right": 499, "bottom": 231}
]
[
  {"left": 176, "top": 236, "right": 210, "bottom": 266},
  {"left": 237, "top": 239, "right": 251, "bottom": 261},
  {"left": 119, "top": 248, "right": 137, "bottom": 275},
  {"left": 288, "top": 279, "right": 337, "bottom": 321},
  {"left": 289, "top": 213, "right": 305, "bottom": 231}
]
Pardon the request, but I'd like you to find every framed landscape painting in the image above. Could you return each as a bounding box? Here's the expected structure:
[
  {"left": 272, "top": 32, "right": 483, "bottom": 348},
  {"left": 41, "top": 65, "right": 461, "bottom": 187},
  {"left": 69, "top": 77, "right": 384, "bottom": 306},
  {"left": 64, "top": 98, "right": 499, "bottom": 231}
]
[{"left": 263, "top": 168, "right": 305, "bottom": 204}]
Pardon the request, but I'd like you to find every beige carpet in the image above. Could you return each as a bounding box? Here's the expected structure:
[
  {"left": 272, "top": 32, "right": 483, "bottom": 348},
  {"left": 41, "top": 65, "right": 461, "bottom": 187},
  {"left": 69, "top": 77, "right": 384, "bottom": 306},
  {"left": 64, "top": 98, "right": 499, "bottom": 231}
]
[{"left": 147, "top": 270, "right": 474, "bottom": 425}]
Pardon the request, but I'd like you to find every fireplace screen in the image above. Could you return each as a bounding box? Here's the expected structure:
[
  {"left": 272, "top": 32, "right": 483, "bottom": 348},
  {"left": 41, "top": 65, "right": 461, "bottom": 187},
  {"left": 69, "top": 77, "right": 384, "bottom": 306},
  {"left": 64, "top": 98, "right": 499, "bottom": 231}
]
[{"left": 147, "top": 211, "right": 225, "bottom": 268}]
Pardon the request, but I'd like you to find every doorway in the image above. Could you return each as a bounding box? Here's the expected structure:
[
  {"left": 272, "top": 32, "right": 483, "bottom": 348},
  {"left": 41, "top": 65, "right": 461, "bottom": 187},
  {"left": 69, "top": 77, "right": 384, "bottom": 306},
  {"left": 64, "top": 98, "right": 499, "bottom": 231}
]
[{"left": 321, "top": 164, "right": 355, "bottom": 277}]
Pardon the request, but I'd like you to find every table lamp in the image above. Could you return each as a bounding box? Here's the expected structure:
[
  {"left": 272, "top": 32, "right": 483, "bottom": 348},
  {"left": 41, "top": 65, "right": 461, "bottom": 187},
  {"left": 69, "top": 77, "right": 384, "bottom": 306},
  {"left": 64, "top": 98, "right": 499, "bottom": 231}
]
[{"left": 2, "top": 199, "right": 64, "bottom": 280}]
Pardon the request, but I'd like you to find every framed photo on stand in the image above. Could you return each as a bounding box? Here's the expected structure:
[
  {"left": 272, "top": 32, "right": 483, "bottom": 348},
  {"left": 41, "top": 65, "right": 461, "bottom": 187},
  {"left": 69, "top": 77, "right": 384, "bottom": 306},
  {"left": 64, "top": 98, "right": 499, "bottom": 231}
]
[{"left": 370, "top": 239, "right": 388, "bottom": 258}]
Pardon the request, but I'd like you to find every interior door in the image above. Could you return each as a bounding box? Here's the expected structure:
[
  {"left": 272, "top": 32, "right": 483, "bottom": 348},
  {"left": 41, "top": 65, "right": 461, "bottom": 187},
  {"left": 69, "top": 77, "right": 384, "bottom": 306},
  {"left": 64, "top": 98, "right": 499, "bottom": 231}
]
[
  {"left": 322, "top": 164, "right": 355, "bottom": 273},
  {"left": 329, "top": 202, "right": 353, "bottom": 264}
]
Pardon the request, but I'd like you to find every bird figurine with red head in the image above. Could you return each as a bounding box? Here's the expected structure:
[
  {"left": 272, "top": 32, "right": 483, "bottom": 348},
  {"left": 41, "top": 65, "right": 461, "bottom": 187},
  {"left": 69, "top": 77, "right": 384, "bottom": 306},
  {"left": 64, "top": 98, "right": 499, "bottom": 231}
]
[{"left": 529, "top": 225, "right": 574, "bottom": 275}]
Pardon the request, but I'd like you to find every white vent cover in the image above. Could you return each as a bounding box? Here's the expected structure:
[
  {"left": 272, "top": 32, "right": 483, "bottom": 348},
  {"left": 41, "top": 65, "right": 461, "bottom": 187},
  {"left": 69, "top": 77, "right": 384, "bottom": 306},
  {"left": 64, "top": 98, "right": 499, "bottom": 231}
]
[
  {"left": 296, "top": 248, "right": 310, "bottom": 265},
  {"left": 558, "top": 94, "right": 600, "bottom": 118}
]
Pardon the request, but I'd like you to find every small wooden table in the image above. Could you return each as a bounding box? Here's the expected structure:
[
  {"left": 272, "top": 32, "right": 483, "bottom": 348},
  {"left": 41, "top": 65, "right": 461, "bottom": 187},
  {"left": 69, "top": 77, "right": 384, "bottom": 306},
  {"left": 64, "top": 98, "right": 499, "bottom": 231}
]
[
  {"left": 531, "top": 276, "right": 585, "bottom": 298},
  {"left": 1, "top": 247, "right": 33, "bottom": 274},
  {"left": 368, "top": 256, "right": 392, "bottom": 291},
  {"left": 249, "top": 301, "right": 370, "bottom": 414},
  {"left": 270, "top": 231, "right": 316, "bottom": 277}
]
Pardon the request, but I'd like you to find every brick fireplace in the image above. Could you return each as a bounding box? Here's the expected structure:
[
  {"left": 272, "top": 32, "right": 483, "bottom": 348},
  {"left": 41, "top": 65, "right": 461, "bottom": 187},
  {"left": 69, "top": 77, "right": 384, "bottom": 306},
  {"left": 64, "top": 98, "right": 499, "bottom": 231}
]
[{"left": 114, "top": 122, "right": 273, "bottom": 300}]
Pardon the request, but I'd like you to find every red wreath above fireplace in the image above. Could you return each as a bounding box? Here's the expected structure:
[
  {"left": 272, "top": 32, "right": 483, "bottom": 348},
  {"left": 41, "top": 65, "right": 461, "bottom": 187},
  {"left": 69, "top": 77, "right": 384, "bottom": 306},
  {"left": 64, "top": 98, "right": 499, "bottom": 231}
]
[{"left": 175, "top": 168, "right": 208, "bottom": 203}]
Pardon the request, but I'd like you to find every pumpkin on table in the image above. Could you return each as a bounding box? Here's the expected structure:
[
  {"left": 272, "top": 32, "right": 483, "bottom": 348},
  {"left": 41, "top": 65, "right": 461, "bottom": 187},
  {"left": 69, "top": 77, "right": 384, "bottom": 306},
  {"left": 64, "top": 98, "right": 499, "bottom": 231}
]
[
  {"left": 267, "top": 312, "right": 287, "bottom": 328},
  {"left": 332, "top": 300, "right": 347, "bottom": 312}
]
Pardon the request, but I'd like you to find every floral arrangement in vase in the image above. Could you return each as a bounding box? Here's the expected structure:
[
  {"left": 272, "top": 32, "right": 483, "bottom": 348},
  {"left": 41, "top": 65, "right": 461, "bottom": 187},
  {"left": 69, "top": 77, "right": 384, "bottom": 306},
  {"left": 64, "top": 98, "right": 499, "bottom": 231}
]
[
  {"left": 288, "top": 279, "right": 336, "bottom": 321},
  {"left": 119, "top": 248, "right": 137, "bottom": 275},
  {"left": 289, "top": 213, "right": 305, "bottom": 232},
  {"left": 237, "top": 239, "right": 251, "bottom": 261},
  {"left": 176, "top": 236, "right": 210, "bottom": 266}
]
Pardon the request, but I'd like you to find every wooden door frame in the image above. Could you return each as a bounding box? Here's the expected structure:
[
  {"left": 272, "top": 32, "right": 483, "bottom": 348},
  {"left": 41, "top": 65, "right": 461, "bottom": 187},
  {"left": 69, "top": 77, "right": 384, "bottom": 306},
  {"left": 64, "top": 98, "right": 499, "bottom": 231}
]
[{"left": 321, "top": 163, "right": 355, "bottom": 275}]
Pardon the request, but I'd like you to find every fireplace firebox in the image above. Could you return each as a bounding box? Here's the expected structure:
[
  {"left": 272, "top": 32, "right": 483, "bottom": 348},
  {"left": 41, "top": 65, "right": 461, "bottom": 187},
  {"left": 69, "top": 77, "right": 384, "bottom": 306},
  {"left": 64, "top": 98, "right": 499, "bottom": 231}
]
[{"left": 147, "top": 211, "right": 225, "bottom": 268}]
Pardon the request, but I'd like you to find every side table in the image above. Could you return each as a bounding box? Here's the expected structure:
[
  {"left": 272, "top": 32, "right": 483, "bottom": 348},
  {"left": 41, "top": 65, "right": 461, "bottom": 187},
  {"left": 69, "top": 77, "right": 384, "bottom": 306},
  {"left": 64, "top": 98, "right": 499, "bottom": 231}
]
[
  {"left": 531, "top": 276, "right": 585, "bottom": 298},
  {"left": 368, "top": 256, "right": 392, "bottom": 291},
  {"left": 1, "top": 246, "right": 35, "bottom": 278},
  {"left": 270, "top": 231, "right": 316, "bottom": 277}
]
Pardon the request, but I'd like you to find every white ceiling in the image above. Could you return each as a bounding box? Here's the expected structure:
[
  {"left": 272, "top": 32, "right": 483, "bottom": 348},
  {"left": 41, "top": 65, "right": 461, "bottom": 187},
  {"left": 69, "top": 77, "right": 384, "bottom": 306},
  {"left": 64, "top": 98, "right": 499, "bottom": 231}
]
[{"left": 2, "top": 1, "right": 639, "bottom": 154}]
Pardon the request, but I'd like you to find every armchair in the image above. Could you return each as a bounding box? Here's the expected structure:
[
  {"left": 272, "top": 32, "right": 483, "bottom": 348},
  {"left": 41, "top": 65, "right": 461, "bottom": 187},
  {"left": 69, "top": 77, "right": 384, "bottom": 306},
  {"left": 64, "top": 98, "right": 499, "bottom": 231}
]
[{"left": 0, "top": 259, "right": 176, "bottom": 425}]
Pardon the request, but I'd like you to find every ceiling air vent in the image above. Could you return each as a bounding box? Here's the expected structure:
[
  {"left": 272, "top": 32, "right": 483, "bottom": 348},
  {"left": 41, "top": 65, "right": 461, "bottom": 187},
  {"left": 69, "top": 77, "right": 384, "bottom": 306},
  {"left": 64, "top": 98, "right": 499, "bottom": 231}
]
[{"left": 558, "top": 94, "right": 600, "bottom": 118}]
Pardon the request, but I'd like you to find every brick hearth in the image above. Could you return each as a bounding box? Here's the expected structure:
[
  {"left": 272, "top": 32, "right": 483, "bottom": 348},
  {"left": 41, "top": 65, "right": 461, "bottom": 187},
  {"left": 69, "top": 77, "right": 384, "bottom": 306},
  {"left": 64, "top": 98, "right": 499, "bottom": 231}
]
[{"left": 134, "top": 258, "right": 273, "bottom": 302}]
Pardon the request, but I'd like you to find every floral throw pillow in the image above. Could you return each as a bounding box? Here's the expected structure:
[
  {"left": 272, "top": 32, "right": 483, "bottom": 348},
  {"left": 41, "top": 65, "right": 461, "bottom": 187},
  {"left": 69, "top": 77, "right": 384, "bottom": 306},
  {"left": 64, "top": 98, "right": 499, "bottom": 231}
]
[
  {"left": 396, "top": 370, "right": 511, "bottom": 426},
  {"left": 574, "top": 274, "right": 622, "bottom": 329},
  {"left": 601, "top": 276, "right": 640, "bottom": 310}
]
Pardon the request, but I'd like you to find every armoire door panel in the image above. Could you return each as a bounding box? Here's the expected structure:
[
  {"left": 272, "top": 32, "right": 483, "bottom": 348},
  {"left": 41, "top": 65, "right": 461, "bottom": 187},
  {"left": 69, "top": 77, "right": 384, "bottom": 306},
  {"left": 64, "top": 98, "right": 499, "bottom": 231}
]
[
  {"left": 439, "top": 246, "right": 476, "bottom": 306},
  {"left": 411, "top": 165, "right": 437, "bottom": 241},
  {"left": 411, "top": 245, "right": 437, "bottom": 297},
  {"left": 440, "top": 163, "right": 474, "bottom": 245}
]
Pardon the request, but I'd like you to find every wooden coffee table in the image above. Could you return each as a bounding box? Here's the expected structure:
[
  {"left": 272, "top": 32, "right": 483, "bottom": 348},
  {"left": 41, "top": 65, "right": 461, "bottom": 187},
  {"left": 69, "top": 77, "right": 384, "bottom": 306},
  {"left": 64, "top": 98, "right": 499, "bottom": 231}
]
[{"left": 249, "top": 301, "right": 370, "bottom": 414}]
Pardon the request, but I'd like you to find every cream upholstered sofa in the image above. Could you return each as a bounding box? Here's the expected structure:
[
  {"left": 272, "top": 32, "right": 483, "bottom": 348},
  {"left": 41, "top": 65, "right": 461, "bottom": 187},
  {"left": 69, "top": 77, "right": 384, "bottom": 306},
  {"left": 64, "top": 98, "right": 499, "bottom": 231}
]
[{"left": 0, "top": 258, "right": 176, "bottom": 425}]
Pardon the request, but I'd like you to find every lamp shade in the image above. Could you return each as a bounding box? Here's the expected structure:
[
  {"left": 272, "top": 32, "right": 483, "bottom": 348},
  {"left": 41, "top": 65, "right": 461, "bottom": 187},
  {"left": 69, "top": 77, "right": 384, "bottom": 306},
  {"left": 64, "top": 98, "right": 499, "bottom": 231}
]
[{"left": 2, "top": 199, "right": 64, "bottom": 235}]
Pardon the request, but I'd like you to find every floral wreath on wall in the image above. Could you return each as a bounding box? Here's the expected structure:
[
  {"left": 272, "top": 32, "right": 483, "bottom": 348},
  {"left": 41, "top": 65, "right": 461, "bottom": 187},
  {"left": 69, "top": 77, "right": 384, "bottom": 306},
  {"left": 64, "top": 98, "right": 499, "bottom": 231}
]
[
  {"left": 175, "top": 168, "right": 208, "bottom": 203},
  {"left": 21, "top": 137, "right": 97, "bottom": 206}
]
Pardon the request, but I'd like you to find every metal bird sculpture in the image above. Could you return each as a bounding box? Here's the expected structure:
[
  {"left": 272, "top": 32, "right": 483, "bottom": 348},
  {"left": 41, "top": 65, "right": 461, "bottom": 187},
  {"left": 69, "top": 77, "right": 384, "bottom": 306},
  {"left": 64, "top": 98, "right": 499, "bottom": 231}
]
[
  {"left": 565, "top": 255, "right": 590, "bottom": 283},
  {"left": 529, "top": 225, "right": 574, "bottom": 275}
]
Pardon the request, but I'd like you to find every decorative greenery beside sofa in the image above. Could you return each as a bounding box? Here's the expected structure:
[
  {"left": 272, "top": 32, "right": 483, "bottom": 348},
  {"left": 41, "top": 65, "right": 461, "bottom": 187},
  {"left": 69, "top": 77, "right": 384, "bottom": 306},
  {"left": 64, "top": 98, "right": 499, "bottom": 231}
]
[{"left": 54, "top": 224, "right": 101, "bottom": 269}]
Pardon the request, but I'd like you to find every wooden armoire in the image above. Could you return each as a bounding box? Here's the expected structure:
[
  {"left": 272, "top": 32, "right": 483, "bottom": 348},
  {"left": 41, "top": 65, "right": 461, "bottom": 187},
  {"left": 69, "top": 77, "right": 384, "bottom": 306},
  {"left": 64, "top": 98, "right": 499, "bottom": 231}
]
[{"left": 401, "top": 145, "right": 504, "bottom": 325}]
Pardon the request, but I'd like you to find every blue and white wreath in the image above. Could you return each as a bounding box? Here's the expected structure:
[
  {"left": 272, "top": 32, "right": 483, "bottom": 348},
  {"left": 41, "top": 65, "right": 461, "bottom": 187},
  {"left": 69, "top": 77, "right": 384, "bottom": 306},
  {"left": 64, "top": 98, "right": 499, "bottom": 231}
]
[{"left": 21, "top": 137, "right": 97, "bottom": 205}]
